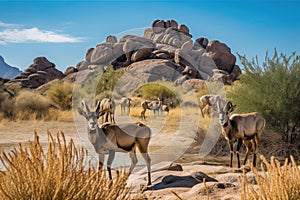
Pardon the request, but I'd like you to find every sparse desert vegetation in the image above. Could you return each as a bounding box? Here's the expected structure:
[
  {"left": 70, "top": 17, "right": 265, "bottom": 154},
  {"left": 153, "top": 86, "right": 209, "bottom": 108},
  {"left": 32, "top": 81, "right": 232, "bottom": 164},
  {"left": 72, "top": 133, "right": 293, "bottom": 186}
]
[{"left": 0, "top": 131, "right": 134, "bottom": 200}]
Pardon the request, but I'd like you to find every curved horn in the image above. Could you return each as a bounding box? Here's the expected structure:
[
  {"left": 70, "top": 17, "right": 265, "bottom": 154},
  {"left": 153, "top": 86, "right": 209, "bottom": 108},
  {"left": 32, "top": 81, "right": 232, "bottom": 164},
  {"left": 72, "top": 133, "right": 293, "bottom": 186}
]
[
  {"left": 81, "top": 100, "right": 90, "bottom": 113},
  {"left": 217, "top": 100, "right": 221, "bottom": 112}
]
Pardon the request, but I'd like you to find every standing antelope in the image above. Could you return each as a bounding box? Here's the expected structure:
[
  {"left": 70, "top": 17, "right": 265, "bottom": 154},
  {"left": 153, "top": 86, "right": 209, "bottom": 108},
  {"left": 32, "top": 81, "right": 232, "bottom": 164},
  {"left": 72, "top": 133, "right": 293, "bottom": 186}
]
[
  {"left": 217, "top": 101, "right": 265, "bottom": 168},
  {"left": 120, "top": 97, "right": 132, "bottom": 115},
  {"left": 99, "top": 97, "right": 116, "bottom": 124},
  {"left": 140, "top": 98, "right": 162, "bottom": 120},
  {"left": 199, "top": 94, "right": 226, "bottom": 118},
  {"left": 78, "top": 100, "right": 152, "bottom": 185}
]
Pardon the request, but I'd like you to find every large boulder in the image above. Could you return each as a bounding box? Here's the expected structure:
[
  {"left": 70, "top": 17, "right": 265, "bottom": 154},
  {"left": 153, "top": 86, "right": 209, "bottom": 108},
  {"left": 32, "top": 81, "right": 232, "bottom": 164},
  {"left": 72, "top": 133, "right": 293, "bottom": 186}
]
[
  {"left": 79, "top": 19, "right": 240, "bottom": 86},
  {"left": 205, "top": 40, "right": 236, "bottom": 72},
  {"left": 113, "top": 59, "right": 183, "bottom": 97},
  {"left": 5, "top": 57, "right": 64, "bottom": 89}
]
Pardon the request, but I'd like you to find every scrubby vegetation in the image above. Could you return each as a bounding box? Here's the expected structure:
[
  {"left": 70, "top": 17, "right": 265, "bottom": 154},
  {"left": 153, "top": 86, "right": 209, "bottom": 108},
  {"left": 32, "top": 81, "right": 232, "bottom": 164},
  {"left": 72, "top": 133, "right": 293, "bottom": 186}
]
[
  {"left": 229, "top": 50, "right": 300, "bottom": 144},
  {"left": 0, "top": 81, "right": 74, "bottom": 121},
  {"left": 46, "top": 81, "right": 73, "bottom": 110},
  {"left": 0, "top": 131, "right": 133, "bottom": 200},
  {"left": 14, "top": 90, "right": 51, "bottom": 120},
  {"left": 242, "top": 156, "right": 300, "bottom": 200},
  {"left": 96, "top": 65, "right": 124, "bottom": 96}
]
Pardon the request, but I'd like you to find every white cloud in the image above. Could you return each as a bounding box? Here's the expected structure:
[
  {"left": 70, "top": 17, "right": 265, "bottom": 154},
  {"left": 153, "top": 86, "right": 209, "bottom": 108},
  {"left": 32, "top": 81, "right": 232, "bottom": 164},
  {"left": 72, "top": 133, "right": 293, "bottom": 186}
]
[
  {"left": 0, "top": 21, "right": 16, "bottom": 27},
  {"left": 0, "top": 27, "right": 82, "bottom": 44}
]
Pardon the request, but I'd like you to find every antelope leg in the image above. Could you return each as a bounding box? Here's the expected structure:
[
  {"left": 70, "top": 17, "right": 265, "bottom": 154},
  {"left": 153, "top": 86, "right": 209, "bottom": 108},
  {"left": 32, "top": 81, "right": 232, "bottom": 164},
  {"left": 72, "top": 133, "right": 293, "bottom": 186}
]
[
  {"left": 107, "top": 150, "right": 115, "bottom": 180},
  {"left": 236, "top": 138, "right": 243, "bottom": 168},
  {"left": 98, "top": 153, "right": 105, "bottom": 170},
  {"left": 129, "top": 149, "right": 138, "bottom": 174},
  {"left": 228, "top": 141, "right": 234, "bottom": 168}
]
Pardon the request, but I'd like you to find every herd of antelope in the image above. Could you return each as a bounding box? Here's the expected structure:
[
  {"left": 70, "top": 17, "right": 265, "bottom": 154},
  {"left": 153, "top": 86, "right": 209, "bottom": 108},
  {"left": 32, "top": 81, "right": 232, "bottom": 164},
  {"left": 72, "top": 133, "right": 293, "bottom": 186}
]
[{"left": 78, "top": 94, "right": 265, "bottom": 185}]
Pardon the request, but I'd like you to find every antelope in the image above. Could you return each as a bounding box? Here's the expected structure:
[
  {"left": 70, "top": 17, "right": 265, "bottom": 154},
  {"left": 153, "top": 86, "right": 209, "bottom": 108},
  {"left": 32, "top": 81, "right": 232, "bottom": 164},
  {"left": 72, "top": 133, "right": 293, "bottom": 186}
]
[
  {"left": 217, "top": 101, "right": 265, "bottom": 168},
  {"left": 99, "top": 97, "right": 116, "bottom": 124},
  {"left": 141, "top": 98, "right": 162, "bottom": 120},
  {"left": 120, "top": 97, "right": 132, "bottom": 115},
  {"left": 78, "top": 100, "right": 152, "bottom": 185},
  {"left": 160, "top": 104, "right": 170, "bottom": 115},
  {"left": 199, "top": 94, "right": 226, "bottom": 118}
]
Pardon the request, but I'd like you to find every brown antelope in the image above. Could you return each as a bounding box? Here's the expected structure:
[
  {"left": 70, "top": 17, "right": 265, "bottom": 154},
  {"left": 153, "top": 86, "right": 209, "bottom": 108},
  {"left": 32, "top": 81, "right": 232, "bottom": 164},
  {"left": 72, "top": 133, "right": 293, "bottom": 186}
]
[
  {"left": 78, "top": 100, "right": 152, "bottom": 185},
  {"left": 140, "top": 98, "right": 162, "bottom": 120},
  {"left": 199, "top": 94, "right": 226, "bottom": 118},
  {"left": 99, "top": 97, "right": 116, "bottom": 124},
  {"left": 217, "top": 101, "right": 265, "bottom": 168}
]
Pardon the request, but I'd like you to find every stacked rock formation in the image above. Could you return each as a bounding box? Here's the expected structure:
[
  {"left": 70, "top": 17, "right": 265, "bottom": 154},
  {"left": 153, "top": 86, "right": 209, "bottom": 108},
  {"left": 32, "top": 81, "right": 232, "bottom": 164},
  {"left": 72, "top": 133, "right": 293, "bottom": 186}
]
[
  {"left": 6, "top": 57, "right": 65, "bottom": 89},
  {"left": 77, "top": 19, "right": 241, "bottom": 86}
]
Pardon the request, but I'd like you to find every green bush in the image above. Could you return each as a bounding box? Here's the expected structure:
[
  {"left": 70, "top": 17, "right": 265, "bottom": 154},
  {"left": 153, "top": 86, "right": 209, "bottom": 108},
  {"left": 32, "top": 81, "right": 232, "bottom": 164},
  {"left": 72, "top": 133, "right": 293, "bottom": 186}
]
[
  {"left": 96, "top": 65, "right": 124, "bottom": 95},
  {"left": 46, "top": 81, "right": 73, "bottom": 110},
  {"left": 229, "top": 50, "right": 300, "bottom": 143},
  {"left": 136, "top": 81, "right": 180, "bottom": 106}
]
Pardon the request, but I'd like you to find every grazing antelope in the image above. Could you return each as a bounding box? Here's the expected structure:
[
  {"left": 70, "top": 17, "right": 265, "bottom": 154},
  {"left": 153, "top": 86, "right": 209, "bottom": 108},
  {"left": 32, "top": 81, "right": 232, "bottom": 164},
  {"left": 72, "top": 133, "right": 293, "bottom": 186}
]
[
  {"left": 120, "top": 97, "right": 132, "bottom": 115},
  {"left": 99, "top": 98, "right": 116, "bottom": 124},
  {"left": 217, "top": 101, "right": 265, "bottom": 168},
  {"left": 78, "top": 100, "right": 152, "bottom": 185},
  {"left": 199, "top": 94, "right": 226, "bottom": 118},
  {"left": 141, "top": 98, "right": 162, "bottom": 120}
]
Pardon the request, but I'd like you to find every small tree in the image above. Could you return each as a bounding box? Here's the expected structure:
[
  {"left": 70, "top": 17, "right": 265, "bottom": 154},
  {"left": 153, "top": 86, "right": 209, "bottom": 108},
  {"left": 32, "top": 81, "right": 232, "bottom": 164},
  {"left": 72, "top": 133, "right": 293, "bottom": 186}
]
[
  {"left": 96, "top": 66, "right": 124, "bottom": 95},
  {"left": 229, "top": 50, "right": 300, "bottom": 143}
]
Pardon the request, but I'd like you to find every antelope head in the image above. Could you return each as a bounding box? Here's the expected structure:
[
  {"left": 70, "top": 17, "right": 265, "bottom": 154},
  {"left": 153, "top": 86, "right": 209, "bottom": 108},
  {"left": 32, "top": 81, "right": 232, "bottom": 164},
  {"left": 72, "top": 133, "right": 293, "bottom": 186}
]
[
  {"left": 217, "top": 101, "right": 235, "bottom": 127},
  {"left": 78, "top": 100, "right": 101, "bottom": 131}
]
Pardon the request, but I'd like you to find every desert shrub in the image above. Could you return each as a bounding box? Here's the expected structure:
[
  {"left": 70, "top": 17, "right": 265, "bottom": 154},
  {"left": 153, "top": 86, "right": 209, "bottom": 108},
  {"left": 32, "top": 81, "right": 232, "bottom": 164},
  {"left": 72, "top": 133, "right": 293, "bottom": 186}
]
[
  {"left": 96, "top": 65, "right": 124, "bottom": 95},
  {"left": 0, "top": 131, "right": 133, "bottom": 200},
  {"left": 229, "top": 50, "right": 300, "bottom": 144},
  {"left": 14, "top": 90, "right": 51, "bottom": 120},
  {"left": 242, "top": 156, "right": 300, "bottom": 200},
  {"left": 136, "top": 81, "right": 180, "bottom": 106},
  {"left": 0, "top": 87, "right": 15, "bottom": 119},
  {"left": 0, "top": 98, "right": 15, "bottom": 119},
  {"left": 46, "top": 81, "right": 73, "bottom": 110}
]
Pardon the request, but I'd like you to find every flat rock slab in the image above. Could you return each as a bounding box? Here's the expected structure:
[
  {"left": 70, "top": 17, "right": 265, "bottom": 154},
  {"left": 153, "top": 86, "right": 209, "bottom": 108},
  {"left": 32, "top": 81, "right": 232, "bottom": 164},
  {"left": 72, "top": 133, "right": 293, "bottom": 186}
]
[{"left": 147, "top": 171, "right": 217, "bottom": 190}]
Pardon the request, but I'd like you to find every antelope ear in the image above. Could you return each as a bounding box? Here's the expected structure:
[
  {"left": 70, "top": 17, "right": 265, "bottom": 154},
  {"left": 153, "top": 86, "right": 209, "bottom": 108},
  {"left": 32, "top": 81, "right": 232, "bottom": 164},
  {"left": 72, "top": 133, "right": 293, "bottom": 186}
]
[
  {"left": 229, "top": 104, "right": 236, "bottom": 112},
  {"left": 78, "top": 107, "right": 87, "bottom": 119}
]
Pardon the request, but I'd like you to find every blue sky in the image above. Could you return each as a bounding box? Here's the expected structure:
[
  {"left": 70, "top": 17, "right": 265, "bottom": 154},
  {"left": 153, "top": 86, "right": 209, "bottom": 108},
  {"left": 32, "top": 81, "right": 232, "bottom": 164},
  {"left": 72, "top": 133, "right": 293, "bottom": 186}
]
[{"left": 0, "top": 1, "right": 299, "bottom": 72}]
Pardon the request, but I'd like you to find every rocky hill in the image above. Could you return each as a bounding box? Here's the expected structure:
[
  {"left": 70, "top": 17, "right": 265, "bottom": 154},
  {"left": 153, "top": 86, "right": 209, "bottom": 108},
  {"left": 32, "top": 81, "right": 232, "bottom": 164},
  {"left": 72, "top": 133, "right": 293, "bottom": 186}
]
[
  {"left": 0, "top": 55, "right": 22, "bottom": 79},
  {"left": 71, "top": 19, "right": 241, "bottom": 92}
]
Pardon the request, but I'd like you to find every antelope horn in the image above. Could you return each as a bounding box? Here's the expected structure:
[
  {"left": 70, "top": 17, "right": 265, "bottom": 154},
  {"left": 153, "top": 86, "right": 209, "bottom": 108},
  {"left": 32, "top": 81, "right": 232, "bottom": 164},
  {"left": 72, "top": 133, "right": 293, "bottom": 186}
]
[
  {"left": 217, "top": 101, "right": 221, "bottom": 112},
  {"left": 81, "top": 100, "right": 90, "bottom": 113}
]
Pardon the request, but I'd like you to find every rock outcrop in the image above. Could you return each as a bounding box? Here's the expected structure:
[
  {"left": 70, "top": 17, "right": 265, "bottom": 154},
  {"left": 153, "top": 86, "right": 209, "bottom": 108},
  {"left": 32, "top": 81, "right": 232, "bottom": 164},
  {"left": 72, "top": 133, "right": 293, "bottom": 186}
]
[
  {"left": 74, "top": 19, "right": 241, "bottom": 87},
  {"left": 5, "top": 57, "right": 65, "bottom": 89}
]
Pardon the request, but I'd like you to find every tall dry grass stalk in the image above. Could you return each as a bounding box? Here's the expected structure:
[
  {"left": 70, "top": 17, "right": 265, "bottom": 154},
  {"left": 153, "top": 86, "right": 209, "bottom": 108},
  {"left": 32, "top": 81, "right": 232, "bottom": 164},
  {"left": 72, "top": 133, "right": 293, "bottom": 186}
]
[
  {"left": 0, "top": 131, "right": 134, "bottom": 200},
  {"left": 242, "top": 155, "right": 300, "bottom": 200}
]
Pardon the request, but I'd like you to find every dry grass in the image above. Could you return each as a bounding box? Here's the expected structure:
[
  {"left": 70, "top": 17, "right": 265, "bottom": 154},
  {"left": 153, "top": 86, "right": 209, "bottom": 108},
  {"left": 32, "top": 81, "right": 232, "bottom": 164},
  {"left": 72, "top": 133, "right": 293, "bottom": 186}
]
[
  {"left": 0, "top": 131, "right": 135, "bottom": 200},
  {"left": 46, "top": 108, "right": 74, "bottom": 122},
  {"left": 14, "top": 90, "right": 51, "bottom": 120},
  {"left": 46, "top": 81, "right": 73, "bottom": 110},
  {"left": 242, "top": 156, "right": 300, "bottom": 200}
]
